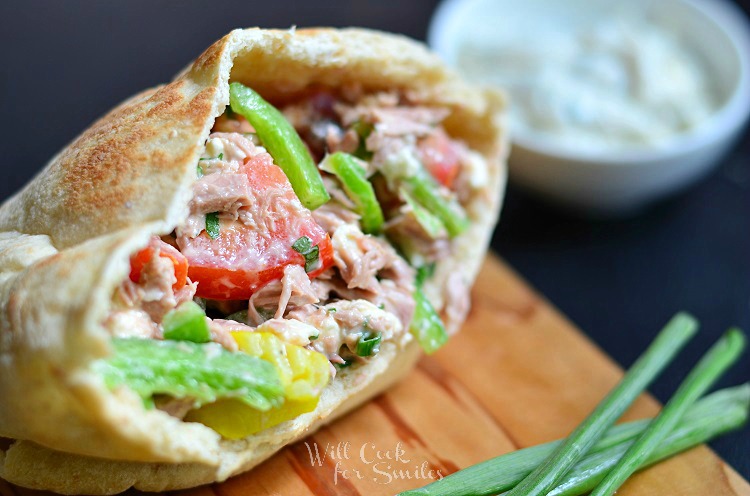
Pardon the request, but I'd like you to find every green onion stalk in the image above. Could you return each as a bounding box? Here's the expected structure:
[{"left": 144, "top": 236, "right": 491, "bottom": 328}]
[
  {"left": 589, "top": 328, "right": 746, "bottom": 496},
  {"left": 504, "top": 313, "right": 698, "bottom": 496},
  {"left": 398, "top": 384, "right": 749, "bottom": 496}
]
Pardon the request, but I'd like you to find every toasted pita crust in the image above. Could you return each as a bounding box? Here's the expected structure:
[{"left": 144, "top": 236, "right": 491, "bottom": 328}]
[{"left": 0, "top": 28, "right": 507, "bottom": 494}]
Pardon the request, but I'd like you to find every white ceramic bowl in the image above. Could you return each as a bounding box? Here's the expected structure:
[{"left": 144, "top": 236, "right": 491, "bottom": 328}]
[{"left": 429, "top": 0, "right": 750, "bottom": 215}]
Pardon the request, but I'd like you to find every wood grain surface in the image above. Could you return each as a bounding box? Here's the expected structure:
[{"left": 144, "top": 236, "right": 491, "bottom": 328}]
[{"left": 1, "top": 255, "right": 747, "bottom": 495}]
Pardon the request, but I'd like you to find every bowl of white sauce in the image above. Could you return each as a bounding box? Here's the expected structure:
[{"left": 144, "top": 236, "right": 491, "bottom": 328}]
[{"left": 429, "top": 0, "right": 750, "bottom": 214}]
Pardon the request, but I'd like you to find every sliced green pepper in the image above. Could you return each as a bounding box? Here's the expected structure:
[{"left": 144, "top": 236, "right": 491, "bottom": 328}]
[
  {"left": 411, "top": 287, "right": 449, "bottom": 354},
  {"left": 410, "top": 266, "right": 448, "bottom": 354},
  {"left": 400, "top": 188, "right": 446, "bottom": 239},
  {"left": 404, "top": 172, "right": 468, "bottom": 238},
  {"left": 162, "top": 301, "right": 211, "bottom": 343},
  {"left": 92, "top": 338, "right": 284, "bottom": 410},
  {"left": 229, "top": 83, "right": 330, "bottom": 210},
  {"left": 322, "top": 152, "right": 385, "bottom": 234}
]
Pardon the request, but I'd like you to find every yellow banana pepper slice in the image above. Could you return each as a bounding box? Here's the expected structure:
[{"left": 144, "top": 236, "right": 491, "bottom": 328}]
[{"left": 185, "top": 331, "right": 330, "bottom": 439}]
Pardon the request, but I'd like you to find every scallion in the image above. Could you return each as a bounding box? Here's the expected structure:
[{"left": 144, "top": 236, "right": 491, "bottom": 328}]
[
  {"left": 505, "top": 312, "right": 698, "bottom": 496},
  {"left": 205, "top": 212, "right": 220, "bottom": 239},
  {"left": 398, "top": 384, "right": 749, "bottom": 496},
  {"left": 356, "top": 332, "right": 382, "bottom": 357},
  {"left": 547, "top": 384, "right": 750, "bottom": 496},
  {"left": 589, "top": 328, "right": 746, "bottom": 496},
  {"left": 292, "top": 235, "right": 320, "bottom": 272}
]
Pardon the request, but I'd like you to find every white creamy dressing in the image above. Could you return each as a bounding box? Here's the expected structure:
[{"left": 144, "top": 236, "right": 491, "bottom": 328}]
[{"left": 457, "top": 9, "right": 717, "bottom": 151}]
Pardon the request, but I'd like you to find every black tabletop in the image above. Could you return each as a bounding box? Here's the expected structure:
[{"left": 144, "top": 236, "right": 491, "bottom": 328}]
[{"left": 1, "top": 0, "right": 748, "bottom": 481}]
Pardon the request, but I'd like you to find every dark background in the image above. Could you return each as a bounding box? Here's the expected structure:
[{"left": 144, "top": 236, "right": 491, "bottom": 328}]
[{"left": 1, "top": 0, "right": 748, "bottom": 480}]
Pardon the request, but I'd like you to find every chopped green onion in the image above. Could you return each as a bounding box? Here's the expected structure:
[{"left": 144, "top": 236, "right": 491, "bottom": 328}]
[
  {"left": 356, "top": 332, "right": 382, "bottom": 357},
  {"left": 337, "top": 359, "right": 354, "bottom": 369},
  {"left": 589, "top": 328, "right": 746, "bottom": 496},
  {"left": 398, "top": 384, "right": 749, "bottom": 496},
  {"left": 292, "top": 236, "right": 313, "bottom": 253},
  {"left": 303, "top": 246, "right": 319, "bottom": 272},
  {"left": 205, "top": 212, "right": 220, "bottom": 239},
  {"left": 92, "top": 338, "right": 284, "bottom": 411},
  {"left": 292, "top": 236, "right": 320, "bottom": 272},
  {"left": 505, "top": 312, "right": 698, "bottom": 496},
  {"left": 322, "top": 152, "right": 384, "bottom": 234},
  {"left": 224, "top": 105, "right": 237, "bottom": 120},
  {"left": 197, "top": 164, "right": 204, "bottom": 177},
  {"left": 229, "top": 82, "right": 330, "bottom": 210},
  {"left": 199, "top": 153, "right": 223, "bottom": 161},
  {"left": 404, "top": 172, "right": 468, "bottom": 238},
  {"left": 309, "top": 334, "right": 319, "bottom": 341},
  {"left": 162, "top": 301, "right": 211, "bottom": 343}
]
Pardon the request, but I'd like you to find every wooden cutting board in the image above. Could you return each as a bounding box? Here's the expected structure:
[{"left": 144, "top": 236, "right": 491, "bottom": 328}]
[{"left": 1, "top": 255, "right": 747, "bottom": 496}]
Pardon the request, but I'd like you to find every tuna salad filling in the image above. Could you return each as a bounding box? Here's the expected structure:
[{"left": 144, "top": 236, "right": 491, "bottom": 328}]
[{"left": 96, "top": 83, "right": 489, "bottom": 439}]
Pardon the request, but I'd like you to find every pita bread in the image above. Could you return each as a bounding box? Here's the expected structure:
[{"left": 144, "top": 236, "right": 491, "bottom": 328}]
[{"left": 0, "top": 28, "right": 507, "bottom": 493}]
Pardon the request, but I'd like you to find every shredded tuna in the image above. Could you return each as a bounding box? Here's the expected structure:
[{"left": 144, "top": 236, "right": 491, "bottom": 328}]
[
  {"left": 384, "top": 208, "right": 451, "bottom": 265},
  {"left": 331, "top": 224, "right": 404, "bottom": 292},
  {"left": 453, "top": 149, "right": 490, "bottom": 205},
  {"left": 114, "top": 251, "right": 180, "bottom": 323},
  {"left": 442, "top": 272, "right": 471, "bottom": 335},
  {"left": 103, "top": 309, "right": 160, "bottom": 339},
  {"left": 248, "top": 265, "right": 319, "bottom": 325},
  {"left": 288, "top": 299, "right": 404, "bottom": 366},
  {"left": 208, "top": 132, "right": 264, "bottom": 161},
  {"left": 326, "top": 127, "right": 359, "bottom": 155},
  {"left": 212, "top": 114, "right": 254, "bottom": 134},
  {"left": 207, "top": 319, "right": 251, "bottom": 351},
  {"left": 312, "top": 201, "right": 360, "bottom": 235},
  {"left": 154, "top": 396, "right": 197, "bottom": 420},
  {"left": 286, "top": 305, "right": 342, "bottom": 363},
  {"left": 256, "top": 318, "right": 321, "bottom": 347},
  {"left": 310, "top": 269, "right": 415, "bottom": 330},
  {"left": 190, "top": 173, "right": 253, "bottom": 218}
]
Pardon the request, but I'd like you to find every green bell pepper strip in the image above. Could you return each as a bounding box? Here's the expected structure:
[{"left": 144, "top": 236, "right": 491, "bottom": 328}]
[
  {"left": 162, "top": 301, "right": 211, "bottom": 343},
  {"left": 322, "top": 152, "right": 385, "bottom": 234},
  {"left": 229, "top": 82, "right": 330, "bottom": 210},
  {"left": 400, "top": 188, "right": 446, "bottom": 239},
  {"left": 411, "top": 287, "right": 449, "bottom": 354},
  {"left": 404, "top": 172, "right": 469, "bottom": 238},
  {"left": 92, "top": 338, "right": 285, "bottom": 411},
  {"left": 409, "top": 266, "right": 448, "bottom": 354}
]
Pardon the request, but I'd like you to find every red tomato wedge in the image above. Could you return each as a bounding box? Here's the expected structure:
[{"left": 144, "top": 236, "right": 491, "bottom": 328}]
[
  {"left": 418, "top": 129, "right": 462, "bottom": 189},
  {"left": 178, "top": 152, "right": 333, "bottom": 300},
  {"left": 129, "top": 237, "right": 188, "bottom": 291}
]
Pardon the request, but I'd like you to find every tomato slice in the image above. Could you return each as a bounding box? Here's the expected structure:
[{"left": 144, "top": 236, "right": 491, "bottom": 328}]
[
  {"left": 418, "top": 129, "right": 462, "bottom": 189},
  {"left": 129, "top": 237, "right": 188, "bottom": 291},
  {"left": 178, "top": 153, "right": 333, "bottom": 300}
]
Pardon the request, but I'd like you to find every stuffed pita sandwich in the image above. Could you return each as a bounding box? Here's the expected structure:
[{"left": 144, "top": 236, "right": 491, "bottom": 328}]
[{"left": 0, "top": 27, "right": 507, "bottom": 494}]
